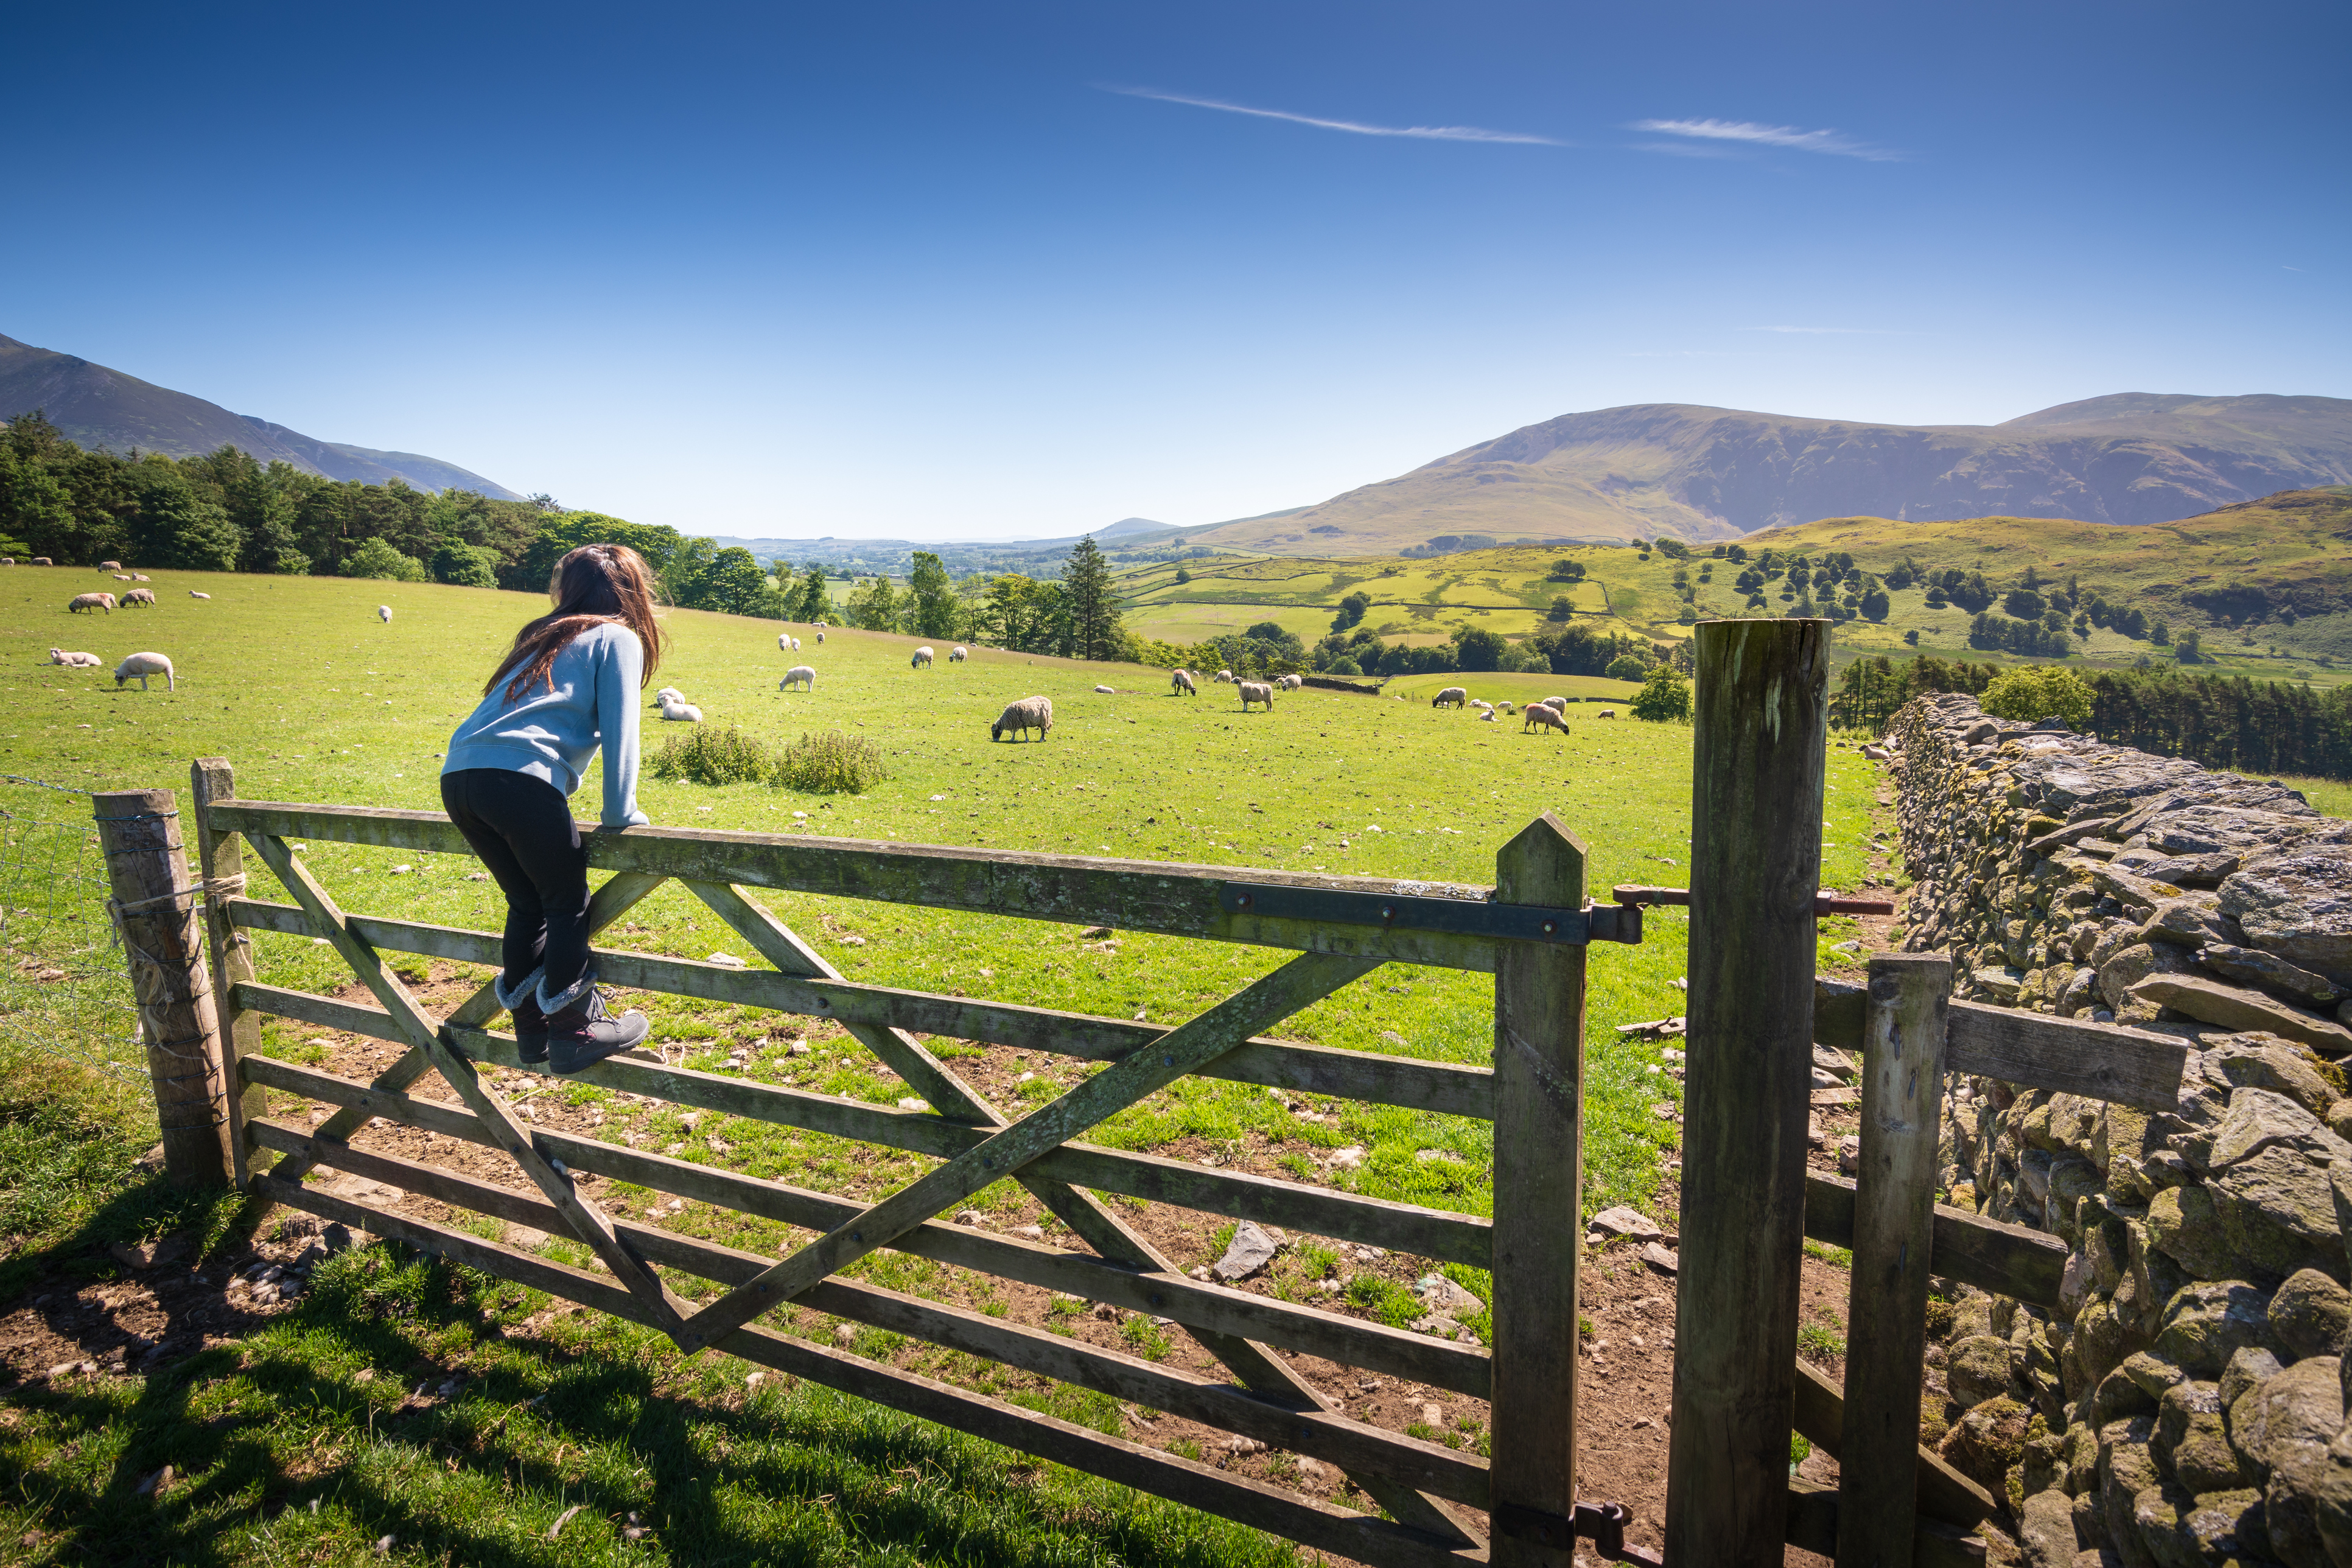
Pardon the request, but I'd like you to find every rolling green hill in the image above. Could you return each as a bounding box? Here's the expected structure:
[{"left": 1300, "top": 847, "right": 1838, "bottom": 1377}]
[{"left": 1175, "top": 395, "right": 2352, "bottom": 555}]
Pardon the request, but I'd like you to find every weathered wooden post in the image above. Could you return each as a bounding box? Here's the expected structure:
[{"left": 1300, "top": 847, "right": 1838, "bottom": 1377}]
[
  {"left": 1665, "top": 618, "right": 1829, "bottom": 1564},
  {"left": 1489, "top": 813, "right": 1589, "bottom": 1567},
  {"left": 93, "top": 787, "right": 235, "bottom": 1187},
  {"left": 1837, "top": 951, "right": 1953, "bottom": 1568},
  {"left": 191, "top": 758, "right": 267, "bottom": 1186}
]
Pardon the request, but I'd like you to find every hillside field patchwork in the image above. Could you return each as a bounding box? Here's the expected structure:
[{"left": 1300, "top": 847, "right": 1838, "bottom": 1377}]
[{"left": 0, "top": 567, "right": 1880, "bottom": 1563}]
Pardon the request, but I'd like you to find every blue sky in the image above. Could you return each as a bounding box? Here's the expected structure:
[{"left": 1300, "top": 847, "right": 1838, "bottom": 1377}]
[{"left": 5, "top": 1, "right": 2346, "bottom": 539}]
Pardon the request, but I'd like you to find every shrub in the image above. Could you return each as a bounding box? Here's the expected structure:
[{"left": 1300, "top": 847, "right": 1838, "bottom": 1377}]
[
  {"left": 1325, "top": 656, "right": 1362, "bottom": 676},
  {"left": 432, "top": 542, "right": 501, "bottom": 588},
  {"left": 1980, "top": 665, "right": 2093, "bottom": 729},
  {"left": 1605, "top": 654, "right": 1647, "bottom": 681},
  {"left": 344, "top": 536, "right": 428, "bottom": 581},
  {"left": 649, "top": 724, "right": 774, "bottom": 786},
  {"left": 1630, "top": 665, "right": 1692, "bottom": 723},
  {"left": 770, "top": 731, "right": 889, "bottom": 794}
]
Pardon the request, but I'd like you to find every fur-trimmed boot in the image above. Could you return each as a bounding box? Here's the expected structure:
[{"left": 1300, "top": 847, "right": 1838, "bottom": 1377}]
[
  {"left": 494, "top": 968, "right": 548, "bottom": 1065},
  {"left": 541, "top": 970, "right": 649, "bottom": 1075}
]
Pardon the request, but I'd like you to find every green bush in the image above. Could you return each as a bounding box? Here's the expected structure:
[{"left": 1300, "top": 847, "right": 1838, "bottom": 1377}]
[
  {"left": 1630, "top": 665, "right": 1692, "bottom": 723},
  {"left": 649, "top": 724, "right": 775, "bottom": 786},
  {"left": 1605, "top": 653, "right": 1647, "bottom": 681},
  {"left": 343, "top": 535, "right": 428, "bottom": 581},
  {"left": 770, "top": 730, "right": 889, "bottom": 794},
  {"left": 432, "top": 541, "right": 501, "bottom": 588},
  {"left": 1980, "top": 665, "right": 2093, "bottom": 729}
]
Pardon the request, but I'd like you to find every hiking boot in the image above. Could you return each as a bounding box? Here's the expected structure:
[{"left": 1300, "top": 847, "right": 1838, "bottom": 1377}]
[
  {"left": 494, "top": 970, "right": 549, "bottom": 1065},
  {"left": 541, "top": 972, "right": 649, "bottom": 1075}
]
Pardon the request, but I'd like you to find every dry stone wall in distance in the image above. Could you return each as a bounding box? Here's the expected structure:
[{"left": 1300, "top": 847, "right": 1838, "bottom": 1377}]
[{"left": 1888, "top": 691, "right": 2352, "bottom": 1566}]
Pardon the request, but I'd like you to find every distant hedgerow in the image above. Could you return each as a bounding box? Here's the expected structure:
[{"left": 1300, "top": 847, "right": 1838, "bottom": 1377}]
[
  {"left": 649, "top": 724, "right": 773, "bottom": 786},
  {"left": 770, "top": 730, "right": 888, "bottom": 794}
]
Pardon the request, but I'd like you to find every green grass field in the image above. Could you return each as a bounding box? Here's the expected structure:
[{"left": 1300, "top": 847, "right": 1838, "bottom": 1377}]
[{"left": 0, "top": 565, "right": 1881, "bottom": 1564}]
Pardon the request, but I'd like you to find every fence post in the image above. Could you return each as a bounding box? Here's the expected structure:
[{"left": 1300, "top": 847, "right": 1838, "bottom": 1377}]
[
  {"left": 1836, "top": 951, "right": 1953, "bottom": 1567},
  {"left": 191, "top": 758, "right": 266, "bottom": 1188},
  {"left": 1665, "top": 618, "right": 1829, "bottom": 1564},
  {"left": 93, "top": 787, "right": 235, "bottom": 1188},
  {"left": 1488, "top": 812, "right": 1587, "bottom": 1567}
]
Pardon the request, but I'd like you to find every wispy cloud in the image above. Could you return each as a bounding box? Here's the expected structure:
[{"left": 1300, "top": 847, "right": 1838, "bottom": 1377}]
[
  {"left": 1103, "top": 86, "right": 1562, "bottom": 145},
  {"left": 1629, "top": 117, "right": 1900, "bottom": 161}
]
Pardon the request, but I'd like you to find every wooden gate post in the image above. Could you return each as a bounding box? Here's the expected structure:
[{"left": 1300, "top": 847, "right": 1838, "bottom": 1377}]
[
  {"left": 191, "top": 758, "right": 267, "bottom": 1187},
  {"left": 1489, "top": 813, "right": 1589, "bottom": 1566},
  {"left": 1836, "top": 951, "right": 1953, "bottom": 1567},
  {"left": 1665, "top": 618, "right": 1830, "bottom": 1564},
  {"left": 94, "top": 787, "right": 235, "bottom": 1188}
]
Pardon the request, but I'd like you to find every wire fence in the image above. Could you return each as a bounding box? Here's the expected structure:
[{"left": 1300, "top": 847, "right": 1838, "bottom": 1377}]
[{"left": 0, "top": 774, "right": 148, "bottom": 1091}]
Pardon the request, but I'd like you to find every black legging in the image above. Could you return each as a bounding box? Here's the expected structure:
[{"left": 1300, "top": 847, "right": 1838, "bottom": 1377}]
[{"left": 441, "top": 768, "right": 591, "bottom": 1001}]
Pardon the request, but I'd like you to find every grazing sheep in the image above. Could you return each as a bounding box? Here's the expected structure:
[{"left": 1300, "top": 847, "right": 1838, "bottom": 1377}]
[
  {"left": 98, "top": 561, "right": 121, "bottom": 572},
  {"left": 1237, "top": 681, "right": 1275, "bottom": 712},
  {"left": 657, "top": 690, "right": 703, "bottom": 722},
  {"left": 68, "top": 592, "right": 114, "bottom": 614},
  {"left": 1, "top": 558, "right": 13, "bottom": 567},
  {"left": 377, "top": 604, "right": 393, "bottom": 624},
  {"left": 1498, "top": 701, "right": 1515, "bottom": 715},
  {"left": 187, "top": 590, "right": 210, "bottom": 599},
  {"left": 991, "top": 695, "right": 1053, "bottom": 741},
  {"left": 32, "top": 557, "right": 53, "bottom": 565},
  {"left": 114, "top": 652, "right": 175, "bottom": 691},
  {"left": 950, "top": 645, "right": 968, "bottom": 662},
  {"left": 816, "top": 631, "right": 825, "bottom": 643},
  {"left": 47, "top": 648, "right": 102, "bottom": 668},
  {"left": 1214, "top": 669, "right": 1234, "bottom": 683},
  {"left": 778, "top": 632, "right": 802, "bottom": 653},
  {"left": 121, "top": 588, "right": 156, "bottom": 607},
  {"left": 1431, "top": 686, "right": 1468, "bottom": 709},
  {"left": 1597, "top": 709, "right": 1617, "bottom": 720},
  {"left": 1522, "top": 704, "right": 1570, "bottom": 736},
  {"left": 1279, "top": 673, "right": 1304, "bottom": 690},
  {"left": 780, "top": 665, "right": 816, "bottom": 692},
  {"left": 1540, "top": 696, "right": 1568, "bottom": 711},
  {"left": 911, "top": 646, "right": 934, "bottom": 669},
  {"left": 1171, "top": 668, "right": 1197, "bottom": 696}
]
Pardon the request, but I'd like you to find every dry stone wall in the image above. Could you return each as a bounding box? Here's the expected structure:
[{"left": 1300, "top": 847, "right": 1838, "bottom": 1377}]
[{"left": 1890, "top": 691, "right": 2352, "bottom": 1566}]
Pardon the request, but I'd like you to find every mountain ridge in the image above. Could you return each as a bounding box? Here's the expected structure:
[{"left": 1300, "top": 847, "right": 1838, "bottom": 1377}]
[{"left": 0, "top": 333, "right": 521, "bottom": 500}]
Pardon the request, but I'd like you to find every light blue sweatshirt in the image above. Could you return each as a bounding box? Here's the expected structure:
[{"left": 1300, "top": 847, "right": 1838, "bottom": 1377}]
[{"left": 441, "top": 621, "right": 649, "bottom": 827}]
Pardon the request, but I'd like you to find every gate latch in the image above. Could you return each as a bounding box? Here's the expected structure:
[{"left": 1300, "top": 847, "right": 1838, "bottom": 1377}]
[
  {"left": 1612, "top": 883, "right": 1895, "bottom": 917},
  {"left": 1491, "top": 1500, "right": 1664, "bottom": 1566}
]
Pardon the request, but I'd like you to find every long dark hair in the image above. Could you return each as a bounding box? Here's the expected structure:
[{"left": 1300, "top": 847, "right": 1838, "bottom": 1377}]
[{"left": 484, "top": 544, "right": 665, "bottom": 702}]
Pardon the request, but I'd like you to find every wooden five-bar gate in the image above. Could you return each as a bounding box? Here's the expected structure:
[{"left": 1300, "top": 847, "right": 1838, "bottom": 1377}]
[{"left": 95, "top": 620, "right": 2195, "bottom": 1567}]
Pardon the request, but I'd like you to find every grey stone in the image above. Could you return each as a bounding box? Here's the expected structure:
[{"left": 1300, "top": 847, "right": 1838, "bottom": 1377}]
[
  {"left": 1978, "top": 966, "right": 2028, "bottom": 1003},
  {"left": 2130, "top": 974, "right": 2352, "bottom": 1055},
  {"left": 2269, "top": 1269, "right": 2352, "bottom": 1361},
  {"left": 2146, "top": 1183, "right": 2249, "bottom": 1281},
  {"left": 2101, "top": 1415, "right": 2165, "bottom": 1567},
  {"left": 2264, "top": 1441, "right": 2340, "bottom": 1568},
  {"left": 2202, "top": 1036, "right": 2342, "bottom": 1117},
  {"left": 2123, "top": 1350, "right": 2189, "bottom": 1401},
  {"left": 2154, "top": 1380, "right": 2243, "bottom": 1494},
  {"left": 2137, "top": 853, "right": 2244, "bottom": 890},
  {"left": 2219, "top": 845, "right": 2352, "bottom": 989},
  {"left": 2229, "top": 1357, "right": 2343, "bottom": 1483},
  {"left": 2305, "top": 1427, "right": 2352, "bottom": 1566},
  {"left": 1811, "top": 1043, "right": 1855, "bottom": 1082},
  {"left": 2133, "top": 1485, "right": 2269, "bottom": 1566},
  {"left": 1211, "top": 1222, "right": 1278, "bottom": 1281},
  {"left": 1414, "top": 1273, "right": 1485, "bottom": 1317},
  {"left": 1589, "top": 1205, "right": 1662, "bottom": 1241},
  {"left": 2102, "top": 942, "right": 2196, "bottom": 1012},
  {"left": 2018, "top": 1488, "right": 2082, "bottom": 1568},
  {"left": 2156, "top": 1281, "right": 2278, "bottom": 1376},
  {"left": 2211, "top": 1088, "right": 2346, "bottom": 1170},
  {"left": 2200, "top": 945, "right": 2348, "bottom": 1009},
  {"left": 2095, "top": 1365, "right": 2161, "bottom": 1426},
  {"left": 2138, "top": 897, "right": 2242, "bottom": 950},
  {"left": 2211, "top": 1144, "right": 2352, "bottom": 1284},
  {"left": 2220, "top": 1346, "right": 2286, "bottom": 1413},
  {"left": 1951, "top": 1334, "right": 2020, "bottom": 1407}
]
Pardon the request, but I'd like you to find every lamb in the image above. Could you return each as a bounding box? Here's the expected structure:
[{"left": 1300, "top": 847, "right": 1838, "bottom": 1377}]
[
  {"left": 111, "top": 573, "right": 133, "bottom": 581},
  {"left": 778, "top": 633, "right": 802, "bottom": 653},
  {"left": 1470, "top": 698, "right": 1493, "bottom": 712},
  {"left": 187, "top": 590, "right": 210, "bottom": 599},
  {"left": 911, "top": 646, "right": 934, "bottom": 669},
  {"left": 1214, "top": 669, "right": 1234, "bottom": 683},
  {"left": 114, "top": 652, "right": 175, "bottom": 691},
  {"left": 1171, "top": 669, "right": 1197, "bottom": 696},
  {"left": 1094, "top": 684, "right": 1115, "bottom": 694},
  {"left": 655, "top": 686, "right": 685, "bottom": 704},
  {"left": 657, "top": 690, "right": 703, "bottom": 722},
  {"left": 1597, "top": 709, "right": 1617, "bottom": 720},
  {"left": 1237, "top": 681, "right": 1275, "bottom": 712},
  {"left": 1480, "top": 709, "right": 1497, "bottom": 721},
  {"left": 1431, "top": 686, "right": 1468, "bottom": 709},
  {"left": 780, "top": 665, "right": 816, "bottom": 691},
  {"left": 132, "top": 573, "right": 149, "bottom": 581},
  {"left": 68, "top": 592, "right": 114, "bottom": 614},
  {"left": 950, "top": 645, "right": 968, "bottom": 662},
  {"left": 991, "top": 695, "right": 1053, "bottom": 741},
  {"left": 120, "top": 588, "right": 156, "bottom": 607},
  {"left": 816, "top": 631, "right": 825, "bottom": 643},
  {"left": 47, "top": 648, "right": 102, "bottom": 668},
  {"left": 1522, "top": 704, "right": 1570, "bottom": 736},
  {"left": 377, "top": 605, "right": 393, "bottom": 623}
]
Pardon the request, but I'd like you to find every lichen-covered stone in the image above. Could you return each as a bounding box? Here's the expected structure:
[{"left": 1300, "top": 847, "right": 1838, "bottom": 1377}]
[
  {"left": 2155, "top": 1281, "right": 2278, "bottom": 1376},
  {"left": 2132, "top": 1483, "right": 2269, "bottom": 1567},
  {"left": 2219, "top": 1345, "right": 2286, "bottom": 1413},
  {"left": 2019, "top": 1486, "right": 2084, "bottom": 1568},
  {"left": 2219, "top": 844, "right": 2352, "bottom": 989},
  {"left": 2211, "top": 1144, "right": 2352, "bottom": 1286},
  {"left": 2202, "top": 1035, "right": 2343, "bottom": 1116},
  {"left": 2228, "top": 1357, "right": 2343, "bottom": 1485},
  {"left": 1945, "top": 1395, "right": 2034, "bottom": 1492},
  {"left": 1952, "top": 1333, "right": 2021, "bottom": 1407},
  {"left": 2267, "top": 1269, "right": 2352, "bottom": 1361},
  {"left": 2154, "top": 1379, "right": 2244, "bottom": 1494},
  {"left": 2263, "top": 1442, "right": 2340, "bottom": 1568},
  {"left": 2102, "top": 1415, "right": 2165, "bottom": 1568},
  {"left": 2147, "top": 1183, "right": 2250, "bottom": 1281},
  {"left": 2304, "top": 1426, "right": 2352, "bottom": 1566}
]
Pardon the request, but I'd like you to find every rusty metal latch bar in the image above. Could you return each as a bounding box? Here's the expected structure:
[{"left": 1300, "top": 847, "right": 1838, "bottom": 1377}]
[
  {"left": 1491, "top": 1500, "right": 1664, "bottom": 1565},
  {"left": 1219, "top": 881, "right": 1642, "bottom": 945},
  {"left": 1611, "top": 883, "right": 1895, "bottom": 917}
]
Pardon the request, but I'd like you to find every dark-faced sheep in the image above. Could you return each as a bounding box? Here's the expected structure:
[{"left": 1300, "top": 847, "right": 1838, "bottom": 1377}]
[
  {"left": 1597, "top": 709, "right": 1617, "bottom": 720},
  {"left": 912, "top": 646, "right": 934, "bottom": 669},
  {"left": 1237, "top": 681, "right": 1275, "bottom": 712},
  {"left": 69, "top": 592, "right": 114, "bottom": 614},
  {"left": 992, "top": 695, "right": 1052, "bottom": 741},
  {"left": 950, "top": 645, "right": 968, "bottom": 662},
  {"left": 187, "top": 590, "right": 210, "bottom": 599},
  {"left": 114, "top": 652, "right": 174, "bottom": 691},
  {"left": 1522, "top": 704, "right": 1569, "bottom": 736},
  {"left": 377, "top": 604, "right": 393, "bottom": 624},
  {"left": 1171, "top": 669, "right": 1197, "bottom": 696},
  {"left": 1431, "top": 686, "right": 1468, "bottom": 709},
  {"left": 98, "top": 560, "right": 122, "bottom": 572}
]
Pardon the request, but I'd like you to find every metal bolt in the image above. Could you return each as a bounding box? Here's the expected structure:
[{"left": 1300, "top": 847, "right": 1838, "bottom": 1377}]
[
  {"left": 1542, "top": 920, "right": 1557, "bottom": 936},
  {"left": 1236, "top": 892, "right": 1253, "bottom": 908}
]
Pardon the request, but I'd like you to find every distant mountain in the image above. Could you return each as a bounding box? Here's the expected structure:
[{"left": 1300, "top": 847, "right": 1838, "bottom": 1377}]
[
  {"left": 0, "top": 332, "right": 522, "bottom": 499},
  {"left": 1185, "top": 394, "right": 2352, "bottom": 553}
]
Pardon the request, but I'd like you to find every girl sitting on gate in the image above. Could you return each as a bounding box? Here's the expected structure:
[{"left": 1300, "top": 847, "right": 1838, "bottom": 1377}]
[{"left": 441, "top": 544, "right": 659, "bottom": 1074}]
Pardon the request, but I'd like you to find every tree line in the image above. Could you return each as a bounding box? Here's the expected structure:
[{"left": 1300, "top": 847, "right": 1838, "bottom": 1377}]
[{"left": 1830, "top": 653, "right": 2352, "bottom": 780}]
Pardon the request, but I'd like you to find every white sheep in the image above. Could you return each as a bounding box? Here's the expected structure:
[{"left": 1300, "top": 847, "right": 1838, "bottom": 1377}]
[
  {"left": 1279, "top": 673, "right": 1304, "bottom": 690},
  {"left": 777, "top": 634, "right": 800, "bottom": 653},
  {"left": 1539, "top": 696, "right": 1568, "bottom": 711},
  {"left": 111, "top": 573, "right": 133, "bottom": 581},
  {"left": 654, "top": 686, "right": 684, "bottom": 704},
  {"left": 1497, "top": 701, "right": 1516, "bottom": 715},
  {"left": 1597, "top": 709, "right": 1618, "bottom": 720},
  {"left": 780, "top": 665, "right": 816, "bottom": 691},
  {"left": 816, "top": 631, "right": 825, "bottom": 643},
  {"left": 1431, "top": 686, "right": 1468, "bottom": 709},
  {"left": 187, "top": 590, "right": 211, "bottom": 600},
  {"left": 377, "top": 605, "right": 393, "bottom": 623},
  {"left": 47, "top": 648, "right": 102, "bottom": 668},
  {"left": 68, "top": 592, "right": 115, "bottom": 614},
  {"left": 1480, "top": 709, "right": 1497, "bottom": 721},
  {"left": 31, "top": 557, "right": 52, "bottom": 565},
  {"left": 1094, "top": 684, "right": 1115, "bottom": 694},
  {"left": 1, "top": 558, "right": 15, "bottom": 566},
  {"left": 1237, "top": 681, "right": 1275, "bottom": 712},
  {"left": 657, "top": 691, "right": 703, "bottom": 722},
  {"left": 1171, "top": 669, "right": 1197, "bottom": 696},
  {"left": 991, "top": 695, "right": 1053, "bottom": 741},
  {"left": 132, "top": 573, "right": 149, "bottom": 581},
  {"left": 950, "top": 645, "right": 968, "bottom": 662},
  {"left": 114, "top": 651, "right": 175, "bottom": 691},
  {"left": 1214, "top": 669, "right": 1234, "bottom": 684},
  {"left": 1470, "top": 698, "right": 1493, "bottom": 712},
  {"left": 911, "top": 646, "right": 934, "bottom": 669},
  {"left": 98, "top": 560, "right": 122, "bottom": 572},
  {"left": 1523, "top": 704, "right": 1570, "bottom": 736},
  {"left": 120, "top": 588, "right": 156, "bottom": 607}
]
